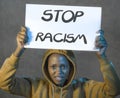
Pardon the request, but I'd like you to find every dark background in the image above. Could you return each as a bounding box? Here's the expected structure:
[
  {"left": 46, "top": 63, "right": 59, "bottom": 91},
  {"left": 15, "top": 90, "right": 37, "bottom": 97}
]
[{"left": 0, "top": 0, "right": 120, "bottom": 98}]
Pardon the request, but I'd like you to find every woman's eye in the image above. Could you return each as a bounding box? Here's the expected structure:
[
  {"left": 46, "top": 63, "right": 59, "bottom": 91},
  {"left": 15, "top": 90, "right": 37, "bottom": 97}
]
[
  {"left": 61, "top": 65, "right": 65, "bottom": 69},
  {"left": 51, "top": 65, "right": 56, "bottom": 70}
]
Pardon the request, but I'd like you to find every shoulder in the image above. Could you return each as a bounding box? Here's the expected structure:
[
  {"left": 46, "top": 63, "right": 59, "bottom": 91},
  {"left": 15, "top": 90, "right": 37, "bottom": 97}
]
[
  {"left": 23, "top": 77, "right": 49, "bottom": 90},
  {"left": 20, "top": 77, "right": 47, "bottom": 85},
  {"left": 78, "top": 77, "right": 90, "bottom": 84},
  {"left": 71, "top": 77, "right": 90, "bottom": 87}
]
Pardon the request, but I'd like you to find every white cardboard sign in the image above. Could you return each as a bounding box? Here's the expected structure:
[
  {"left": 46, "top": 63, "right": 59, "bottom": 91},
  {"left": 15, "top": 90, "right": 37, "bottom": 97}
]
[{"left": 25, "top": 4, "right": 102, "bottom": 51}]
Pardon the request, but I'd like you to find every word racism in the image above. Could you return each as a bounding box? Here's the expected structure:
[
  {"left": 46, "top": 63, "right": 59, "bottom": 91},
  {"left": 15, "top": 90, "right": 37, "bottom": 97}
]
[
  {"left": 35, "top": 32, "right": 87, "bottom": 44},
  {"left": 41, "top": 10, "right": 84, "bottom": 23}
]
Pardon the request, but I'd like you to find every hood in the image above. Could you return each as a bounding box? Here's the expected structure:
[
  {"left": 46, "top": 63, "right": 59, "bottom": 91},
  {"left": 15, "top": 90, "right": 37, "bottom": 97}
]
[{"left": 42, "top": 49, "right": 76, "bottom": 88}]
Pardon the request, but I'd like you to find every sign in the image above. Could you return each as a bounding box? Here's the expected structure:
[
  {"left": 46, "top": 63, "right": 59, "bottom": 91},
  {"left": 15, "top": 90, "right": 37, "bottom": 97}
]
[{"left": 25, "top": 4, "right": 102, "bottom": 51}]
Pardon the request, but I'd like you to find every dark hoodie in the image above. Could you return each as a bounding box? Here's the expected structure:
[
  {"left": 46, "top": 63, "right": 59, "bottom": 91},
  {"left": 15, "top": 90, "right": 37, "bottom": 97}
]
[{"left": 0, "top": 49, "right": 120, "bottom": 98}]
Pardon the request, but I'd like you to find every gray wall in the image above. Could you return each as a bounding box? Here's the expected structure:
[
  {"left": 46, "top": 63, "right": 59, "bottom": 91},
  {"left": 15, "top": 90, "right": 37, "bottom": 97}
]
[{"left": 0, "top": 0, "right": 120, "bottom": 98}]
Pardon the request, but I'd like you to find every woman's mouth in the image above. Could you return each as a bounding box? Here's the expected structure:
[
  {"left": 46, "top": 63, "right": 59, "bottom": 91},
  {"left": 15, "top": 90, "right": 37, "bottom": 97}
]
[{"left": 55, "top": 76, "right": 64, "bottom": 81}]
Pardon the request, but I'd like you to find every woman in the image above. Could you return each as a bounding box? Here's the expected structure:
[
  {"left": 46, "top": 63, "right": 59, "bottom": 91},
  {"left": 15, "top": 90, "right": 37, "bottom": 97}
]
[{"left": 0, "top": 27, "right": 120, "bottom": 98}]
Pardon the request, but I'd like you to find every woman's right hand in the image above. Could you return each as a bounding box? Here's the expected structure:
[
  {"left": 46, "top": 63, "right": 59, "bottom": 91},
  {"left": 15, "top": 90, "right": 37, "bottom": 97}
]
[
  {"left": 16, "top": 26, "right": 27, "bottom": 49},
  {"left": 14, "top": 26, "right": 28, "bottom": 57}
]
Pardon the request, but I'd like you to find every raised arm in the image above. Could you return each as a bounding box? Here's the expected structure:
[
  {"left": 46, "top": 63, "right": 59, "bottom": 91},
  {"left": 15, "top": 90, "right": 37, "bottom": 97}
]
[
  {"left": 95, "top": 30, "right": 120, "bottom": 96},
  {"left": 14, "top": 26, "right": 27, "bottom": 57},
  {"left": 0, "top": 27, "right": 31, "bottom": 98}
]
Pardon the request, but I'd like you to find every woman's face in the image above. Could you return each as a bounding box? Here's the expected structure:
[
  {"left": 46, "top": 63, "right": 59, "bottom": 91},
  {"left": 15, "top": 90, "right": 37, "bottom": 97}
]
[{"left": 48, "top": 54, "right": 70, "bottom": 87}]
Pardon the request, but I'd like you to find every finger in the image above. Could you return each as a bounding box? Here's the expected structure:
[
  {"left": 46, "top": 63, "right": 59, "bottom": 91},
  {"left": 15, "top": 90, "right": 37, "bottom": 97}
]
[
  {"left": 18, "top": 36, "right": 25, "bottom": 41},
  {"left": 17, "top": 35, "right": 26, "bottom": 44},
  {"left": 97, "top": 30, "right": 104, "bottom": 35},
  {"left": 99, "top": 30, "right": 104, "bottom": 36},
  {"left": 95, "top": 36, "right": 100, "bottom": 43},
  {"left": 17, "top": 36, "right": 26, "bottom": 46},
  {"left": 17, "top": 31, "right": 27, "bottom": 40},
  {"left": 95, "top": 38, "right": 107, "bottom": 46},
  {"left": 18, "top": 31, "right": 26, "bottom": 36},
  {"left": 17, "top": 33, "right": 26, "bottom": 39},
  {"left": 95, "top": 35, "right": 106, "bottom": 44},
  {"left": 95, "top": 36, "right": 102, "bottom": 44},
  {"left": 99, "top": 34, "right": 104, "bottom": 39},
  {"left": 18, "top": 33, "right": 28, "bottom": 43},
  {"left": 95, "top": 42, "right": 107, "bottom": 49},
  {"left": 21, "top": 26, "right": 26, "bottom": 32}
]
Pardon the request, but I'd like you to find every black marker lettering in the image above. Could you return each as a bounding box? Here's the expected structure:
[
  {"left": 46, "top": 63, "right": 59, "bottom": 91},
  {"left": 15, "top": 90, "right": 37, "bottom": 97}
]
[
  {"left": 66, "top": 34, "right": 74, "bottom": 43},
  {"left": 41, "top": 10, "right": 53, "bottom": 21},
  {"left": 54, "top": 33, "right": 63, "bottom": 42},
  {"left": 35, "top": 32, "right": 44, "bottom": 41},
  {"left": 73, "top": 11, "right": 84, "bottom": 22},
  {"left": 44, "top": 33, "right": 52, "bottom": 42},
  {"left": 74, "top": 34, "right": 87, "bottom": 44},
  {"left": 54, "top": 10, "right": 63, "bottom": 22},
  {"left": 35, "top": 32, "right": 87, "bottom": 44},
  {"left": 41, "top": 10, "right": 84, "bottom": 23},
  {"left": 62, "top": 10, "right": 74, "bottom": 23}
]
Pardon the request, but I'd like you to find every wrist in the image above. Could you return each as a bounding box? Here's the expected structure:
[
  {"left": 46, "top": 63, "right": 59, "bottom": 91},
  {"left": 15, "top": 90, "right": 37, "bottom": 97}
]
[
  {"left": 13, "top": 47, "right": 25, "bottom": 57},
  {"left": 96, "top": 53, "right": 107, "bottom": 59}
]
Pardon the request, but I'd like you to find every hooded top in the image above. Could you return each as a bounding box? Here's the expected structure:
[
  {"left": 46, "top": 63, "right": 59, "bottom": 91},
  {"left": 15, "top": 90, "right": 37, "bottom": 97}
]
[
  {"left": 0, "top": 49, "right": 120, "bottom": 98},
  {"left": 42, "top": 49, "right": 76, "bottom": 89}
]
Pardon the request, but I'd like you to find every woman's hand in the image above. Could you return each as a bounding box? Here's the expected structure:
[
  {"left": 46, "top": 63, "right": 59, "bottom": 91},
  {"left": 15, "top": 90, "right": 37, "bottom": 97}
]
[
  {"left": 16, "top": 26, "right": 28, "bottom": 49},
  {"left": 13, "top": 26, "right": 28, "bottom": 57},
  {"left": 95, "top": 30, "right": 108, "bottom": 58}
]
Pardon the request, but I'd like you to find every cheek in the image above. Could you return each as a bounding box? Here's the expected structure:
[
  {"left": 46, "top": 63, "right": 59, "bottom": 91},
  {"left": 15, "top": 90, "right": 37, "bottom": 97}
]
[
  {"left": 63, "top": 68, "right": 70, "bottom": 76},
  {"left": 49, "top": 68, "right": 55, "bottom": 75}
]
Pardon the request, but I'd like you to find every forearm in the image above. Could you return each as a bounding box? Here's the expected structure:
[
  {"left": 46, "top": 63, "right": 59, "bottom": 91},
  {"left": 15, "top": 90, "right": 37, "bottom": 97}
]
[
  {"left": 0, "top": 54, "right": 31, "bottom": 98},
  {"left": 13, "top": 46, "right": 25, "bottom": 57},
  {"left": 0, "top": 54, "right": 19, "bottom": 91},
  {"left": 97, "top": 55, "right": 120, "bottom": 95}
]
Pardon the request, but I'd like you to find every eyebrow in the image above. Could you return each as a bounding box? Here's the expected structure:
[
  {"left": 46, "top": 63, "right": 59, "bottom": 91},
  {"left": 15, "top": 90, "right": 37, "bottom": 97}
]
[{"left": 49, "top": 64, "right": 57, "bottom": 67}]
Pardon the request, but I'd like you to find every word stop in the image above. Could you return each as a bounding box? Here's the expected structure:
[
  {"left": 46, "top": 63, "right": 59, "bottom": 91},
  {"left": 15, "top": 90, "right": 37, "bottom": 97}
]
[{"left": 41, "top": 10, "right": 84, "bottom": 23}]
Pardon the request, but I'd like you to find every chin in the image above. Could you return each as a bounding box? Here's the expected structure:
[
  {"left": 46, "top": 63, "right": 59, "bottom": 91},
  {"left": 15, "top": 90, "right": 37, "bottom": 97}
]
[{"left": 55, "top": 82, "right": 64, "bottom": 87}]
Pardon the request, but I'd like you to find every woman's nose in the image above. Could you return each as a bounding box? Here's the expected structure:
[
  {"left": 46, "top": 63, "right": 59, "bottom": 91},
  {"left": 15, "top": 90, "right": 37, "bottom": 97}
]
[{"left": 56, "top": 67, "right": 62, "bottom": 74}]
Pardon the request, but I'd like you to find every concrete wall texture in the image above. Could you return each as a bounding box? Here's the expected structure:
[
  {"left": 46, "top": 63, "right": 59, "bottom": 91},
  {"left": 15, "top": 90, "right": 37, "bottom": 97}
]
[{"left": 0, "top": 0, "right": 120, "bottom": 98}]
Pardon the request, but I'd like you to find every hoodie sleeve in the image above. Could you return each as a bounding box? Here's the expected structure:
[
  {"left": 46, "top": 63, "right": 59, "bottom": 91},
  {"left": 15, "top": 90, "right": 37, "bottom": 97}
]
[
  {"left": 0, "top": 54, "right": 31, "bottom": 98},
  {"left": 98, "top": 56, "right": 120, "bottom": 95},
  {"left": 84, "top": 56, "right": 120, "bottom": 98}
]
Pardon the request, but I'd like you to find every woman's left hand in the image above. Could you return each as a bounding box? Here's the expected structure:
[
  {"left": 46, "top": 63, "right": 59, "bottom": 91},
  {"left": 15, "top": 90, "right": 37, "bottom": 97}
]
[{"left": 95, "top": 30, "right": 108, "bottom": 57}]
